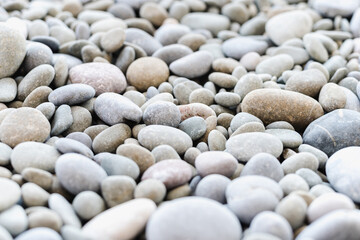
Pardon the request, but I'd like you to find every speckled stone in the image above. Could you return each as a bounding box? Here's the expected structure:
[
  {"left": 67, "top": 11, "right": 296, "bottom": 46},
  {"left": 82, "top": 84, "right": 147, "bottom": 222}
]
[
  {"left": 69, "top": 62, "right": 127, "bottom": 96},
  {"left": 285, "top": 69, "right": 327, "bottom": 97},
  {"left": 126, "top": 57, "right": 169, "bottom": 92},
  {"left": 242, "top": 89, "right": 324, "bottom": 131},
  {"left": 101, "top": 175, "right": 136, "bottom": 207},
  {"left": 48, "top": 84, "right": 95, "bottom": 106},
  {"left": 143, "top": 101, "right": 181, "bottom": 127},
  {"left": 92, "top": 123, "right": 131, "bottom": 153}
]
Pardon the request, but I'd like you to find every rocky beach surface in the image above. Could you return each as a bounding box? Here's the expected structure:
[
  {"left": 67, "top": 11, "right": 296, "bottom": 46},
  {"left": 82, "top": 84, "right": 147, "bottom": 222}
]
[{"left": 1, "top": 0, "right": 360, "bottom": 239}]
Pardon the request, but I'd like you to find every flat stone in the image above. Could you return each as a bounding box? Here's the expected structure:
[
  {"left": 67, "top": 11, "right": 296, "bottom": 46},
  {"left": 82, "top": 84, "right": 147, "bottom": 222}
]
[
  {"left": 82, "top": 199, "right": 156, "bottom": 240},
  {"left": 92, "top": 123, "right": 131, "bottom": 153},
  {"left": 27, "top": 208, "right": 62, "bottom": 232},
  {"left": 116, "top": 144, "right": 155, "bottom": 174},
  {"left": 51, "top": 105, "right": 73, "bottom": 136},
  {"left": 146, "top": 197, "right": 242, "bottom": 240},
  {"left": 21, "top": 167, "right": 53, "bottom": 190},
  {"left": 94, "top": 92, "right": 142, "bottom": 125},
  {"left": 285, "top": 69, "right": 327, "bottom": 97},
  {"left": 142, "top": 159, "right": 192, "bottom": 189},
  {"left": 226, "top": 132, "right": 283, "bottom": 162},
  {"left": 23, "top": 86, "right": 53, "bottom": 108},
  {"left": 55, "top": 153, "right": 107, "bottom": 195},
  {"left": 318, "top": 83, "right": 347, "bottom": 112},
  {"left": 282, "top": 152, "right": 319, "bottom": 175},
  {"left": 21, "top": 182, "right": 49, "bottom": 207},
  {"left": 143, "top": 101, "right": 181, "bottom": 127},
  {"left": 195, "top": 151, "right": 238, "bottom": 178},
  {"left": 151, "top": 145, "right": 180, "bottom": 162},
  {"left": 69, "top": 62, "right": 127, "bottom": 96},
  {"left": 242, "top": 89, "right": 324, "bottom": 131},
  {"left": 48, "top": 84, "right": 95, "bottom": 106},
  {"left": 222, "top": 37, "right": 268, "bottom": 60},
  {"left": 100, "top": 27, "right": 125, "bottom": 53},
  {"left": 303, "top": 109, "right": 360, "bottom": 156},
  {"left": 152, "top": 44, "right": 193, "bottom": 65},
  {"left": 181, "top": 12, "right": 230, "bottom": 36},
  {"left": 11, "top": 141, "right": 59, "bottom": 173},
  {"left": 0, "top": 178, "right": 21, "bottom": 212},
  {"left": 265, "top": 129, "right": 303, "bottom": 148},
  {"left": 55, "top": 138, "right": 93, "bottom": 158},
  {"left": 256, "top": 54, "right": 294, "bottom": 77}
]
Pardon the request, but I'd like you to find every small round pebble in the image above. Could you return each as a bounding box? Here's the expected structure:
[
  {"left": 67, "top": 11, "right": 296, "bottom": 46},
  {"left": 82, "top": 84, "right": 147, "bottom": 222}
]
[{"left": 134, "top": 179, "right": 167, "bottom": 204}]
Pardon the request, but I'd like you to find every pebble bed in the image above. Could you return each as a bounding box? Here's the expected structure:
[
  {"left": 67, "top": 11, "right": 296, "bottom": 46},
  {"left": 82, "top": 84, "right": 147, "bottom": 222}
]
[{"left": 1, "top": 0, "right": 360, "bottom": 239}]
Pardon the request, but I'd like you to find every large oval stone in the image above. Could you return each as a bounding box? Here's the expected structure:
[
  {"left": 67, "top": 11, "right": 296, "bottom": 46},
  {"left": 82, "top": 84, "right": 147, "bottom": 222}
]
[
  {"left": 303, "top": 109, "right": 360, "bottom": 156},
  {"left": 181, "top": 13, "right": 230, "bottom": 36},
  {"left": 146, "top": 197, "right": 242, "bottom": 240},
  {"left": 226, "top": 132, "right": 283, "bottom": 162},
  {"left": 242, "top": 89, "right": 324, "bottom": 131},
  {"left": 83, "top": 199, "right": 156, "bottom": 240},
  {"left": 69, "top": 62, "right": 127, "bottom": 96},
  {"left": 138, "top": 125, "right": 193, "bottom": 154}
]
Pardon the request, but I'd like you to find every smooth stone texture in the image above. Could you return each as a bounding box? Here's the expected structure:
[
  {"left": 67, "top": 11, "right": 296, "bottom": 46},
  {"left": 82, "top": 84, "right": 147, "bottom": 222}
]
[
  {"left": 101, "top": 175, "right": 136, "bottom": 207},
  {"left": 152, "top": 44, "right": 193, "bottom": 65},
  {"left": 0, "top": 78, "right": 17, "bottom": 102},
  {"left": 126, "top": 57, "right": 169, "bottom": 92},
  {"left": 195, "top": 151, "right": 238, "bottom": 178},
  {"left": 92, "top": 123, "right": 131, "bottom": 153},
  {"left": 326, "top": 147, "right": 360, "bottom": 202},
  {"left": 296, "top": 168, "right": 322, "bottom": 188},
  {"left": 146, "top": 197, "right": 242, "bottom": 240},
  {"left": 266, "top": 10, "right": 312, "bottom": 45},
  {"left": 48, "top": 84, "right": 95, "bottom": 106},
  {"left": 0, "top": 178, "right": 21, "bottom": 212},
  {"left": 21, "top": 182, "right": 49, "bottom": 207},
  {"left": 194, "top": 174, "right": 230, "bottom": 203},
  {"left": 169, "top": 51, "right": 213, "bottom": 79},
  {"left": 82, "top": 199, "right": 156, "bottom": 240},
  {"left": 97, "top": 153, "right": 139, "bottom": 180},
  {"left": 55, "top": 138, "right": 93, "bottom": 159},
  {"left": 36, "top": 102, "right": 55, "bottom": 120},
  {"left": 307, "top": 192, "right": 355, "bottom": 223},
  {"left": 51, "top": 105, "right": 73, "bottom": 136},
  {"left": 311, "top": 0, "right": 359, "bottom": 17},
  {"left": 138, "top": 125, "right": 193, "bottom": 154},
  {"left": 69, "top": 62, "right": 127, "bottom": 96},
  {"left": 151, "top": 145, "right": 180, "bottom": 162},
  {"left": 11, "top": 142, "right": 60, "bottom": 173},
  {"left": 155, "top": 24, "right": 190, "bottom": 46},
  {"left": 0, "top": 108, "right": 50, "bottom": 147},
  {"left": 15, "top": 227, "right": 62, "bottom": 240},
  {"left": 230, "top": 112, "right": 263, "bottom": 132},
  {"left": 23, "top": 85, "right": 52, "bottom": 108},
  {"left": 0, "top": 143, "right": 12, "bottom": 166},
  {"left": 125, "top": 28, "right": 162, "bottom": 55},
  {"left": 296, "top": 209, "right": 360, "bottom": 240},
  {"left": 279, "top": 174, "right": 309, "bottom": 195},
  {"left": 234, "top": 73, "right": 263, "bottom": 100},
  {"left": 249, "top": 211, "right": 293, "bottom": 240},
  {"left": 226, "top": 132, "right": 283, "bottom": 162},
  {"left": 275, "top": 194, "right": 307, "bottom": 230},
  {"left": 73, "top": 191, "right": 105, "bottom": 220},
  {"left": 265, "top": 129, "right": 302, "bottom": 148},
  {"left": 141, "top": 159, "right": 192, "bottom": 189},
  {"left": 226, "top": 175, "right": 283, "bottom": 224},
  {"left": 48, "top": 193, "right": 81, "bottom": 228},
  {"left": 303, "top": 109, "right": 360, "bottom": 156},
  {"left": 256, "top": 54, "right": 294, "bottom": 77},
  {"left": 94, "top": 92, "right": 142, "bottom": 125},
  {"left": 241, "top": 153, "right": 284, "bottom": 182},
  {"left": 134, "top": 179, "right": 166, "bottom": 203},
  {"left": 21, "top": 167, "right": 53, "bottom": 190},
  {"left": 66, "top": 132, "right": 92, "bottom": 149},
  {"left": 178, "top": 116, "right": 207, "bottom": 141},
  {"left": 181, "top": 12, "right": 230, "bottom": 36},
  {"left": 285, "top": 69, "right": 327, "bottom": 97},
  {"left": 242, "top": 89, "right": 324, "bottom": 131},
  {"left": 0, "top": 205, "right": 28, "bottom": 236},
  {"left": 55, "top": 153, "right": 107, "bottom": 195},
  {"left": 143, "top": 101, "right": 181, "bottom": 127},
  {"left": 318, "top": 83, "right": 347, "bottom": 112},
  {"left": 0, "top": 24, "right": 26, "bottom": 78},
  {"left": 27, "top": 208, "right": 62, "bottom": 232},
  {"left": 222, "top": 37, "right": 268, "bottom": 60}
]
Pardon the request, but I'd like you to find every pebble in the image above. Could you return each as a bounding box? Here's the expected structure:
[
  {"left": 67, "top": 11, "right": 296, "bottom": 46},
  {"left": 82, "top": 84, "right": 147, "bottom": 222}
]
[
  {"left": 72, "top": 191, "right": 105, "bottom": 220},
  {"left": 326, "top": 147, "right": 360, "bottom": 202},
  {"left": 208, "top": 129, "right": 226, "bottom": 151},
  {"left": 48, "top": 84, "right": 95, "bottom": 106},
  {"left": 127, "top": 57, "right": 169, "bottom": 92},
  {"left": 0, "top": 205, "right": 28, "bottom": 236},
  {"left": 178, "top": 116, "right": 207, "bottom": 141},
  {"left": 15, "top": 227, "right": 62, "bottom": 240},
  {"left": 222, "top": 37, "right": 268, "bottom": 60},
  {"left": 311, "top": 0, "right": 359, "bottom": 17},
  {"left": 82, "top": 199, "right": 156, "bottom": 240},
  {"left": 241, "top": 153, "right": 284, "bottom": 182},
  {"left": 21, "top": 167, "right": 53, "bottom": 190},
  {"left": 303, "top": 109, "right": 360, "bottom": 156},
  {"left": 194, "top": 174, "right": 230, "bottom": 203},
  {"left": 152, "top": 145, "right": 180, "bottom": 162},
  {"left": 55, "top": 138, "right": 93, "bottom": 159},
  {"left": 94, "top": 92, "right": 142, "bottom": 125},
  {"left": 21, "top": 182, "right": 49, "bottom": 207},
  {"left": 265, "top": 129, "right": 303, "bottom": 148},
  {"left": 155, "top": 24, "right": 190, "bottom": 46},
  {"left": 96, "top": 153, "right": 139, "bottom": 180},
  {"left": 226, "top": 175, "right": 283, "bottom": 224},
  {"left": 0, "top": 178, "right": 21, "bottom": 212},
  {"left": 266, "top": 10, "right": 313, "bottom": 45},
  {"left": 48, "top": 193, "right": 81, "bottom": 228},
  {"left": 92, "top": 123, "right": 131, "bottom": 153},
  {"left": 146, "top": 197, "right": 242, "bottom": 240},
  {"left": 234, "top": 73, "right": 263, "bottom": 100},
  {"left": 318, "top": 83, "right": 346, "bottom": 112},
  {"left": 152, "top": 44, "right": 193, "bottom": 65},
  {"left": 69, "top": 62, "right": 127, "bottom": 95},
  {"left": 138, "top": 125, "right": 193, "bottom": 154},
  {"left": 195, "top": 151, "right": 238, "bottom": 178},
  {"left": 100, "top": 28, "right": 125, "bottom": 53},
  {"left": 0, "top": 143, "right": 12, "bottom": 166},
  {"left": 226, "top": 132, "right": 283, "bottom": 162},
  {"left": 101, "top": 175, "right": 136, "bottom": 207},
  {"left": 249, "top": 211, "right": 293, "bottom": 240},
  {"left": 0, "top": 78, "right": 17, "bottom": 102},
  {"left": 256, "top": 54, "right": 294, "bottom": 77},
  {"left": 66, "top": 132, "right": 92, "bottom": 149},
  {"left": 279, "top": 174, "right": 309, "bottom": 196},
  {"left": 285, "top": 69, "right": 327, "bottom": 97},
  {"left": 0, "top": 24, "right": 26, "bottom": 78},
  {"left": 142, "top": 159, "right": 192, "bottom": 189},
  {"left": 28, "top": 208, "right": 62, "bottom": 232},
  {"left": 242, "top": 89, "right": 324, "bottom": 131},
  {"left": 275, "top": 194, "right": 307, "bottom": 230},
  {"left": 143, "top": 101, "right": 181, "bottom": 127},
  {"left": 296, "top": 168, "right": 322, "bottom": 188},
  {"left": 11, "top": 142, "right": 60, "bottom": 173},
  {"left": 36, "top": 102, "right": 55, "bottom": 120},
  {"left": 125, "top": 28, "right": 162, "bottom": 55},
  {"left": 55, "top": 153, "right": 107, "bottom": 195},
  {"left": 51, "top": 104, "right": 73, "bottom": 136},
  {"left": 134, "top": 179, "right": 166, "bottom": 203},
  {"left": 181, "top": 13, "right": 230, "bottom": 36}
]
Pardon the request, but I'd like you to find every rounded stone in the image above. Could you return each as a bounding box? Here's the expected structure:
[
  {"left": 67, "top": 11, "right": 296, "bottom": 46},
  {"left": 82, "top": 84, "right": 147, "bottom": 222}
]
[
  {"left": 242, "top": 89, "right": 324, "bottom": 131},
  {"left": 82, "top": 199, "right": 156, "bottom": 240},
  {"left": 48, "top": 193, "right": 81, "bottom": 228},
  {"left": 101, "top": 175, "right": 136, "bottom": 207},
  {"left": 222, "top": 37, "right": 268, "bottom": 60},
  {"left": 282, "top": 152, "right": 319, "bottom": 174},
  {"left": 326, "top": 147, "right": 360, "bottom": 202},
  {"left": 226, "top": 132, "right": 283, "bottom": 162},
  {"left": 143, "top": 101, "right": 181, "bottom": 127},
  {"left": 100, "top": 27, "right": 125, "bottom": 53},
  {"left": 94, "top": 92, "right": 142, "bottom": 125},
  {"left": 241, "top": 153, "right": 284, "bottom": 182},
  {"left": 266, "top": 10, "right": 313, "bottom": 45},
  {"left": 11, "top": 142, "right": 60, "bottom": 173},
  {"left": 48, "top": 84, "right": 95, "bottom": 106},
  {"left": 134, "top": 179, "right": 167, "bottom": 204},
  {"left": 275, "top": 194, "right": 307, "bottom": 230},
  {"left": 146, "top": 197, "right": 242, "bottom": 240},
  {"left": 97, "top": 153, "right": 140, "bottom": 180},
  {"left": 21, "top": 182, "right": 49, "bottom": 207},
  {"left": 138, "top": 125, "right": 193, "bottom": 155},
  {"left": 55, "top": 153, "right": 107, "bottom": 195},
  {"left": 296, "top": 168, "right": 322, "bottom": 188},
  {"left": 0, "top": 24, "right": 26, "bottom": 78},
  {"left": 279, "top": 174, "right": 309, "bottom": 195},
  {"left": 21, "top": 167, "right": 53, "bottom": 190},
  {"left": 179, "top": 116, "right": 207, "bottom": 141},
  {"left": 15, "top": 227, "right": 62, "bottom": 240},
  {"left": 0, "top": 205, "right": 28, "bottom": 236},
  {"left": 0, "top": 143, "right": 12, "bottom": 166},
  {"left": 141, "top": 159, "right": 193, "bottom": 189},
  {"left": 194, "top": 174, "right": 231, "bottom": 203},
  {"left": 285, "top": 69, "right": 327, "bottom": 97},
  {"left": 152, "top": 44, "right": 193, "bottom": 65},
  {"left": 28, "top": 209, "right": 62, "bottom": 232},
  {"left": 0, "top": 78, "right": 17, "bottom": 102},
  {"left": 51, "top": 104, "right": 73, "bottom": 136},
  {"left": 256, "top": 54, "right": 294, "bottom": 77},
  {"left": 69, "top": 62, "right": 127, "bottom": 96},
  {"left": 126, "top": 57, "right": 169, "bottom": 92},
  {"left": 265, "top": 129, "right": 303, "bottom": 148},
  {"left": 72, "top": 191, "right": 104, "bottom": 220},
  {"left": 195, "top": 151, "right": 238, "bottom": 178},
  {"left": 0, "top": 178, "right": 21, "bottom": 212},
  {"left": 92, "top": 123, "right": 131, "bottom": 153},
  {"left": 151, "top": 145, "right": 180, "bottom": 162}
]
